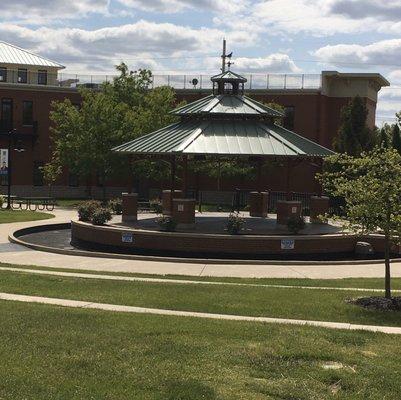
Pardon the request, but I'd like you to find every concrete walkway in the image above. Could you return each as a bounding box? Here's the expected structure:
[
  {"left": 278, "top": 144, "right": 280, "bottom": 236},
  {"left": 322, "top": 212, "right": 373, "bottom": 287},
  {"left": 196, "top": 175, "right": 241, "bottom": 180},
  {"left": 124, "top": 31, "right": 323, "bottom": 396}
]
[
  {"left": 1, "top": 291, "right": 400, "bottom": 334},
  {"left": 2, "top": 265, "right": 400, "bottom": 293},
  {"left": 2, "top": 208, "right": 401, "bottom": 279}
]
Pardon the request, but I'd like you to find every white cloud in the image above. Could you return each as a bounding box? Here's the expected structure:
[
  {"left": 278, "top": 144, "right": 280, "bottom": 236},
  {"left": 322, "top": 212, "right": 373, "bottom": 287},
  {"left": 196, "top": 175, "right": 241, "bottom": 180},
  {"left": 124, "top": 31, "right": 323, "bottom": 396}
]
[
  {"left": 117, "top": 0, "right": 248, "bottom": 13},
  {"left": 233, "top": 54, "right": 301, "bottom": 73},
  {"left": 0, "top": 21, "right": 256, "bottom": 73},
  {"left": 328, "top": 0, "right": 401, "bottom": 21},
  {"left": 313, "top": 39, "right": 401, "bottom": 70},
  {"left": 1, "top": 0, "right": 109, "bottom": 23}
]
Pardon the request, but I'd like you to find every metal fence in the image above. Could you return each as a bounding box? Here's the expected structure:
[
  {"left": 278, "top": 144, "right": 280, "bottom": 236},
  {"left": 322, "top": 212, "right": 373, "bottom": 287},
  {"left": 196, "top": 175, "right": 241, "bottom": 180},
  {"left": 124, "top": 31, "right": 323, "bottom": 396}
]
[{"left": 0, "top": 69, "right": 322, "bottom": 90}]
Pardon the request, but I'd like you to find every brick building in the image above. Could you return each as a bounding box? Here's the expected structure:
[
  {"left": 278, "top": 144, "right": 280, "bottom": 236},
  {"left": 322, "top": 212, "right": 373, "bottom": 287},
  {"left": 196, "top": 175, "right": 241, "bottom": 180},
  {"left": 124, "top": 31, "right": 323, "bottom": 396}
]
[{"left": 0, "top": 41, "right": 389, "bottom": 199}]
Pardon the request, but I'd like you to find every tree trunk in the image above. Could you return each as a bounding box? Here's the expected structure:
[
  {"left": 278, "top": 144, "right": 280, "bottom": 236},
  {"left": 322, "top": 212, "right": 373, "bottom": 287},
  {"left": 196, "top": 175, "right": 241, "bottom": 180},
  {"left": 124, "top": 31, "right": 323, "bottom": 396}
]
[{"left": 384, "top": 235, "right": 391, "bottom": 299}]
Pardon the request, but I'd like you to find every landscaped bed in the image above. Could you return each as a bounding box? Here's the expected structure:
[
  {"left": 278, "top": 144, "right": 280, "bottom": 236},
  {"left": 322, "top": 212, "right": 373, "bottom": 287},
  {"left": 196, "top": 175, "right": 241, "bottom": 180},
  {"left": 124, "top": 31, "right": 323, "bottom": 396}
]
[
  {"left": 1, "top": 268, "right": 401, "bottom": 327},
  {"left": 0, "top": 301, "right": 401, "bottom": 399}
]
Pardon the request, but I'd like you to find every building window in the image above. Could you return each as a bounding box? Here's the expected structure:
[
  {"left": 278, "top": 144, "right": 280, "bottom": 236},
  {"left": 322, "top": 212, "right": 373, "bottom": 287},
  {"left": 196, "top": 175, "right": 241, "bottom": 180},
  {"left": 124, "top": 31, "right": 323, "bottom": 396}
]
[
  {"left": 69, "top": 172, "right": 79, "bottom": 187},
  {"left": 22, "top": 101, "right": 33, "bottom": 126},
  {"left": 0, "top": 68, "right": 7, "bottom": 82},
  {"left": 284, "top": 106, "right": 295, "bottom": 131},
  {"left": 38, "top": 70, "right": 47, "bottom": 85},
  {"left": 1, "top": 98, "right": 13, "bottom": 132},
  {"left": 33, "top": 161, "right": 44, "bottom": 186},
  {"left": 18, "top": 68, "right": 28, "bottom": 84}
]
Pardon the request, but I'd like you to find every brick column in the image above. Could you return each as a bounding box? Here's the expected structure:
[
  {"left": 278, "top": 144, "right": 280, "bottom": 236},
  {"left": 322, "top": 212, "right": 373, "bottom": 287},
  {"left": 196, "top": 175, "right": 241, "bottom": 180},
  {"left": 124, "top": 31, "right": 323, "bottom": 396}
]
[
  {"left": 249, "top": 192, "right": 269, "bottom": 218},
  {"left": 310, "top": 196, "right": 329, "bottom": 224},
  {"left": 162, "top": 190, "right": 183, "bottom": 215},
  {"left": 122, "top": 192, "right": 138, "bottom": 223},
  {"left": 172, "top": 198, "right": 196, "bottom": 227},
  {"left": 276, "top": 200, "right": 302, "bottom": 225}
]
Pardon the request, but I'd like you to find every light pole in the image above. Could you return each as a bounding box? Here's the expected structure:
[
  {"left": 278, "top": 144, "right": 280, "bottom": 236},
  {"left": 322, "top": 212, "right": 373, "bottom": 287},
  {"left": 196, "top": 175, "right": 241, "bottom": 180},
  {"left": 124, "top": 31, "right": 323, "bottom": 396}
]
[{"left": 5, "top": 129, "right": 24, "bottom": 209}]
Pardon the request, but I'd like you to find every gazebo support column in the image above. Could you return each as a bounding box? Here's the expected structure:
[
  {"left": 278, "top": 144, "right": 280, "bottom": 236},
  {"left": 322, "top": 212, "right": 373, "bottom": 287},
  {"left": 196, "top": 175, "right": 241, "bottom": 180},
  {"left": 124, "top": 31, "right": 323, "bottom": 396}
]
[
  {"left": 249, "top": 158, "right": 269, "bottom": 217},
  {"left": 276, "top": 159, "right": 301, "bottom": 225}
]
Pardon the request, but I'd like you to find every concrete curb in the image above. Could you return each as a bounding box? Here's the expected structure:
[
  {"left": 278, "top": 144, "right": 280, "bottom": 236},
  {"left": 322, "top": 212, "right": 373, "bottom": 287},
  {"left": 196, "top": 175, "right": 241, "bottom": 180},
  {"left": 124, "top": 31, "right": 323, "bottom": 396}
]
[
  {"left": 1, "top": 292, "right": 400, "bottom": 335},
  {"left": 9, "top": 222, "right": 401, "bottom": 267}
]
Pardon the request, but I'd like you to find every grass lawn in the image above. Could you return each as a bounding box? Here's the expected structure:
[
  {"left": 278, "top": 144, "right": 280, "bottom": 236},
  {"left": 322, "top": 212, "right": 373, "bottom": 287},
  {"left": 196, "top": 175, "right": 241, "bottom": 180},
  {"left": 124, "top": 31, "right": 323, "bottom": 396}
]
[
  {"left": 0, "top": 210, "right": 54, "bottom": 223},
  {"left": 55, "top": 198, "right": 88, "bottom": 208},
  {"left": 1, "top": 269, "right": 401, "bottom": 327},
  {"left": 0, "top": 301, "right": 400, "bottom": 399}
]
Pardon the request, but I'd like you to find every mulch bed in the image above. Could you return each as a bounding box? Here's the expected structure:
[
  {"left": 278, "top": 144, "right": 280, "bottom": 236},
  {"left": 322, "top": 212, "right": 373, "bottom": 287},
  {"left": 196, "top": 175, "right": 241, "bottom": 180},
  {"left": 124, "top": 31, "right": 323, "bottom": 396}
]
[{"left": 347, "top": 297, "right": 401, "bottom": 311}]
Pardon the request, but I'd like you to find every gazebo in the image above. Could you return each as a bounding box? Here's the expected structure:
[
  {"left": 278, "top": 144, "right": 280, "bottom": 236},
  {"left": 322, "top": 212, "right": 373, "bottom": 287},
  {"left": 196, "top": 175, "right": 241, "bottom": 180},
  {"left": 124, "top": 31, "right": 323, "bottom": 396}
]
[{"left": 113, "top": 51, "right": 334, "bottom": 227}]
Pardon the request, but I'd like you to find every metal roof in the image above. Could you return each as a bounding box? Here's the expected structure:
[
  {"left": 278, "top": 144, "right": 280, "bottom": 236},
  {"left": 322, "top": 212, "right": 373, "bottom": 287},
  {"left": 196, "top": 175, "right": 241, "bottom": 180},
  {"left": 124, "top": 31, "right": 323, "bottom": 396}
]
[
  {"left": 113, "top": 119, "right": 334, "bottom": 157},
  {"left": 172, "top": 95, "right": 285, "bottom": 117},
  {"left": 211, "top": 71, "right": 247, "bottom": 82},
  {"left": 0, "top": 41, "right": 65, "bottom": 69}
]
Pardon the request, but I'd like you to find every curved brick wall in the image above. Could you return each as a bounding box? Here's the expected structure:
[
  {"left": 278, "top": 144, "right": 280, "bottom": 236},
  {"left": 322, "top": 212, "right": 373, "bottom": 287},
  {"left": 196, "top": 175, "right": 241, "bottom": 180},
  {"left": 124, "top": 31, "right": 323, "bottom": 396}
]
[{"left": 70, "top": 221, "right": 393, "bottom": 258}]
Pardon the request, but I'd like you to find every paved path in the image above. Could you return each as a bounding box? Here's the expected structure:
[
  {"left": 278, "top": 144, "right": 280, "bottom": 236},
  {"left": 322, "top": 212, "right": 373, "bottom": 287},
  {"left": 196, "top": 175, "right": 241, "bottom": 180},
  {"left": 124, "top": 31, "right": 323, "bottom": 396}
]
[
  {"left": 2, "top": 208, "right": 401, "bottom": 279},
  {"left": 1, "top": 292, "right": 400, "bottom": 334},
  {"left": 3, "top": 265, "right": 400, "bottom": 293}
]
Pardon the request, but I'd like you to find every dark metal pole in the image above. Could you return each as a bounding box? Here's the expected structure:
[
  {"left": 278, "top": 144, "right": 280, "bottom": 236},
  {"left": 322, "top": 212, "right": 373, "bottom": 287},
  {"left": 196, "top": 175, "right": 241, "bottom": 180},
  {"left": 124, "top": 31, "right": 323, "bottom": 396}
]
[
  {"left": 257, "top": 158, "right": 263, "bottom": 193},
  {"left": 170, "top": 155, "right": 176, "bottom": 214},
  {"left": 6, "top": 130, "right": 11, "bottom": 209},
  {"left": 182, "top": 155, "right": 188, "bottom": 197},
  {"left": 285, "top": 159, "right": 291, "bottom": 201}
]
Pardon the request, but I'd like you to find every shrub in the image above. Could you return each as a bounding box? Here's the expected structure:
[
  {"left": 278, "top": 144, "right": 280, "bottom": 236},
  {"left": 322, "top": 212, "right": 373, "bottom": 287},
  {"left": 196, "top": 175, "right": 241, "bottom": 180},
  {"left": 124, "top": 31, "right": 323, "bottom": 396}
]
[
  {"left": 156, "top": 215, "right": 177, "bottom": 232},
  {"left": 150, "top": 199, "right": 163, "bottom": 214},
  {"left": 77, "top": 200, "right": 102, "bottom": 222},
  {"left": 0, "top": 195, "right": 4, "bottom": 209},
  {"left": 287, "top": 215, "right": 306, "bottom": 234},
  {"left": 108, "top": 198, "right": 123, "bottom": 215},
  {"left": 226, "top": 212, "right": 245, "bottom": 235},
  {"left": 91, "top": 207, "right": 112, "bottom": 225}
]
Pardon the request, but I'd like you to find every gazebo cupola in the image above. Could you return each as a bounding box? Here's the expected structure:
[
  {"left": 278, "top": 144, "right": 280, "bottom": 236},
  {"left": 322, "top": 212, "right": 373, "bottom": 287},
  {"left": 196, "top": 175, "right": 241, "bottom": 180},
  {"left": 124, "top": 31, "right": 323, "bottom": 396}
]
[{"left": 211, "top": 70, "right": 247, "bottom": 95}]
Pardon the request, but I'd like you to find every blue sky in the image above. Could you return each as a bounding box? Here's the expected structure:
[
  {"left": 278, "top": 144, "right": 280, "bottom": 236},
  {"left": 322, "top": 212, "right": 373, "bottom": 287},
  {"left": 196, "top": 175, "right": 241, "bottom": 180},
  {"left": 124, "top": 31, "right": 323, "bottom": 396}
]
[{"left": 1, "top": 0, "right": 401, "bottom": 124}]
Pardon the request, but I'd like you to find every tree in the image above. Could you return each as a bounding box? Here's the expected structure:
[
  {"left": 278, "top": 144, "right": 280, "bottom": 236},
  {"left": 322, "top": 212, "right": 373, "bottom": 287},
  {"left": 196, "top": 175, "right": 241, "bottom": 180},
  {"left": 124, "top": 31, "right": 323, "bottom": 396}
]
[
  {"left": 48, "top": 64, "right": 178, "bottom": 197},
  {"left": 333, "top": 96, "right": 376, "bottom": 155},
  {"left": 392, "top": 124, "right": 401, "bottom": 155},
  {"left": 319, "top": 148, "right": 401, "bottom": 299},
  {"left": 379, "top": 125, "right": 390, "bottom": 148}
]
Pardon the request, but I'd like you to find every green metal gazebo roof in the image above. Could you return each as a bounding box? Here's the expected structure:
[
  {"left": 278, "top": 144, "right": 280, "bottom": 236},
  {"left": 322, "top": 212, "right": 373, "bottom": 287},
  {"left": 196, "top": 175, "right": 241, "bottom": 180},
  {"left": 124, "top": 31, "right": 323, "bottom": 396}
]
[
  {"left": 171, "top": 94, "right": 284, "bottom": 117},
  {"left": 112, "top": 119, "right": 334, "bottom": 157},
  {"left": 211, "top": 70, "right": 247, "bottom": 83}
]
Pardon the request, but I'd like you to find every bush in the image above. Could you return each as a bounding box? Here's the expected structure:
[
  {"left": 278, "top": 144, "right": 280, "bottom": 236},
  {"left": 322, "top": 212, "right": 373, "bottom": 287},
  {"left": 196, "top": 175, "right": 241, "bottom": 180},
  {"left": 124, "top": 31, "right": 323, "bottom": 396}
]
[
  {"left": 156, "top": 215, "right": 177, "bottom": 232},
  {"left": 77, "top": 200, "right": 102, "bottom": 222},
  {"left": 226, "top": 212, "right": 245, "bottom": 235},
  {"left": 287, "top": 215, "right": 305, "bottom": 234},
  {"left": 91, "top": 207, "right": 112, "bottom": 225},
  {"left": 150, "top": 199, "right": 163, "bottom": 214},
  {"left": 0, "top": 195, "right": 4, "bottom": 209},
  {"left": 108, "top": 198, "right": 123, "bottom": 215}
]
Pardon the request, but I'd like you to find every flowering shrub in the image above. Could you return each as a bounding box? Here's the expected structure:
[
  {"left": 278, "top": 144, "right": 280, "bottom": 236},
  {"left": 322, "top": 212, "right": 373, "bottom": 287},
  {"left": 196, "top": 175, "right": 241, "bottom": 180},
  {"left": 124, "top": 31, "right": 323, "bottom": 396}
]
[
  {"left": 226, "top": 212, "right": 245, "bottom": 235},
  {"left": 108, "top": 198, "right": 123, "bottom": 215},
  {"left": 150, "top": 199, "right": 163, "bottom": 214},
  {"left": 91, "top": 207, "right": 112, "bottom": 225},
  {"left": 77, "top": 200, "right": 102, "bottom": 222}
]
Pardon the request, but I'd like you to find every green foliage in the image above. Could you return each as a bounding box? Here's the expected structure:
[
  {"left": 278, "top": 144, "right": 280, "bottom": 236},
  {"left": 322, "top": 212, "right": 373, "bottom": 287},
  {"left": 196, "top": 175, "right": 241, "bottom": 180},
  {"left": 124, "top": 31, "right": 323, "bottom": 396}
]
[
  {"left": 379, "top": 125, "right": 391, "bottom": 148},
  {"left": 77, "top": 200, "right": 102, "bottom": 222},
  {"left": 265, "top": 102, "right": 285, "bottom": 126},
  {"left": 287, "top": 215, "right": 305, "bottom": 234},
  {"left": 156, "top": 215, "right": 177, "bottom": 232},
  {"left": 0, "top": 195, "right": 4, "bottom": 209},
  {"left": 333, "top": 96, "right": 377, "bottom": 155},
  {"left": 319, "top": 148, "right": 401, "bottom": 298},
  {"left": 108, "top": 198, "right": 122, "bottom": 215},
  {"left": 392, "top": 124, "right": 401, "bottom": 155},
  {"left": 91, "top": 207, "right": 112, "bottom": 225},
  {"left": 150, "top": 198, "right": 163, "bottom": 214},
  {"left": 226, "top": 212, "right": 245, "bottom": 235},
  {"left": 47, "top": 63, "right": 178, "bottom": 189}
]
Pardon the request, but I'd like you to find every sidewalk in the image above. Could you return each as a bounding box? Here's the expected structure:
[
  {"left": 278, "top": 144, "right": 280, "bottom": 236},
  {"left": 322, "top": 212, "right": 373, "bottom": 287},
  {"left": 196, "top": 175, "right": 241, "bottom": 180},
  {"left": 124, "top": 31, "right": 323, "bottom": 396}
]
[
  {"left": 1, "top": 208, "right": 401, "bottom": 279},
  {"left": 1, "top": 291, "right": 400, "bottom": 334}
]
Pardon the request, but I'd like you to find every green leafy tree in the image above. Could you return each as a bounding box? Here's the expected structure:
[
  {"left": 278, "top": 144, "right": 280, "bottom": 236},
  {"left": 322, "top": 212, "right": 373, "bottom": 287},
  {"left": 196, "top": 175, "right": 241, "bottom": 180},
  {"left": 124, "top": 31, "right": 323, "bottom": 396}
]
[
  {"left": 379, "top": 125, "right": 391, "bottom": 148},
  {"left": 392, "top": 124, "right": 401, "bottom": 155},
  {"left": 319, "top": 148, "right": 401, "bottom": 298},
  {"left": 47, "top": 64, "right": 178, "bottom": 197},
  {"left": 265, "top": 102, "right": 285, "bottom": 126},
  {"left": 333, "top": 96, "right": 376, "bottom": 155}
]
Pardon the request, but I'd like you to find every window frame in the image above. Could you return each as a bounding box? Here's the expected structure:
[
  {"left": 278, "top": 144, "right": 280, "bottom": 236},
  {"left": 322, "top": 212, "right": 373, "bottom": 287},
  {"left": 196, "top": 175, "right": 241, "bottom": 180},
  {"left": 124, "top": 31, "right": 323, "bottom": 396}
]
[
  {"left": 22, "top": 100, "right": 34, "bottom": 126},
  {"left": 17, "top": 68, "right": 28, "bottom": 84},
  {"left": 37, "top": 70, "right": 47, "bottom": 85},
  {"left": 0, "top": 67, "right": 7, "bottom": 83}
]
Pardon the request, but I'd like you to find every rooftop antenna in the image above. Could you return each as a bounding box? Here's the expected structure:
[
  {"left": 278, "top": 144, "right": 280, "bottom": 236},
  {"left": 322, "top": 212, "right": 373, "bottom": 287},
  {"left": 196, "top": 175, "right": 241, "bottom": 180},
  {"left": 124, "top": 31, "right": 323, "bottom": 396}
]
[{"left": 221, "top": 39, "right": 227, "bottom": 73}]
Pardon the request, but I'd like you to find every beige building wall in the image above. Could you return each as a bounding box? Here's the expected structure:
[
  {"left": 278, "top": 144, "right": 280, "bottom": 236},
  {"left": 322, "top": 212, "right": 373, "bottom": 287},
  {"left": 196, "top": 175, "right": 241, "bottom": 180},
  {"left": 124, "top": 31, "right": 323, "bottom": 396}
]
[{"left": 0, "top": 63, "right": 60, "bottom": 85}]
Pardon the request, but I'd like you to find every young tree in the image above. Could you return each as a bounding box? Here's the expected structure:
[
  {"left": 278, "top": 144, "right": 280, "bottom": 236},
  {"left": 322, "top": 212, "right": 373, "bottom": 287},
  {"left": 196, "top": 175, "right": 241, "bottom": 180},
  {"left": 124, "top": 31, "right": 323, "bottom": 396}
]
[
  {"left": 379, "top": 125, "right": 390, "bottom": 148},
  {"left": 48, "top": 65, "right": 178, "bottom": 197},
  {"left": 333, "top": 96, "right": 376, "bottom": 155},
  {"left": 319, "top": 148, "right": 401, "bottom": 299}
]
